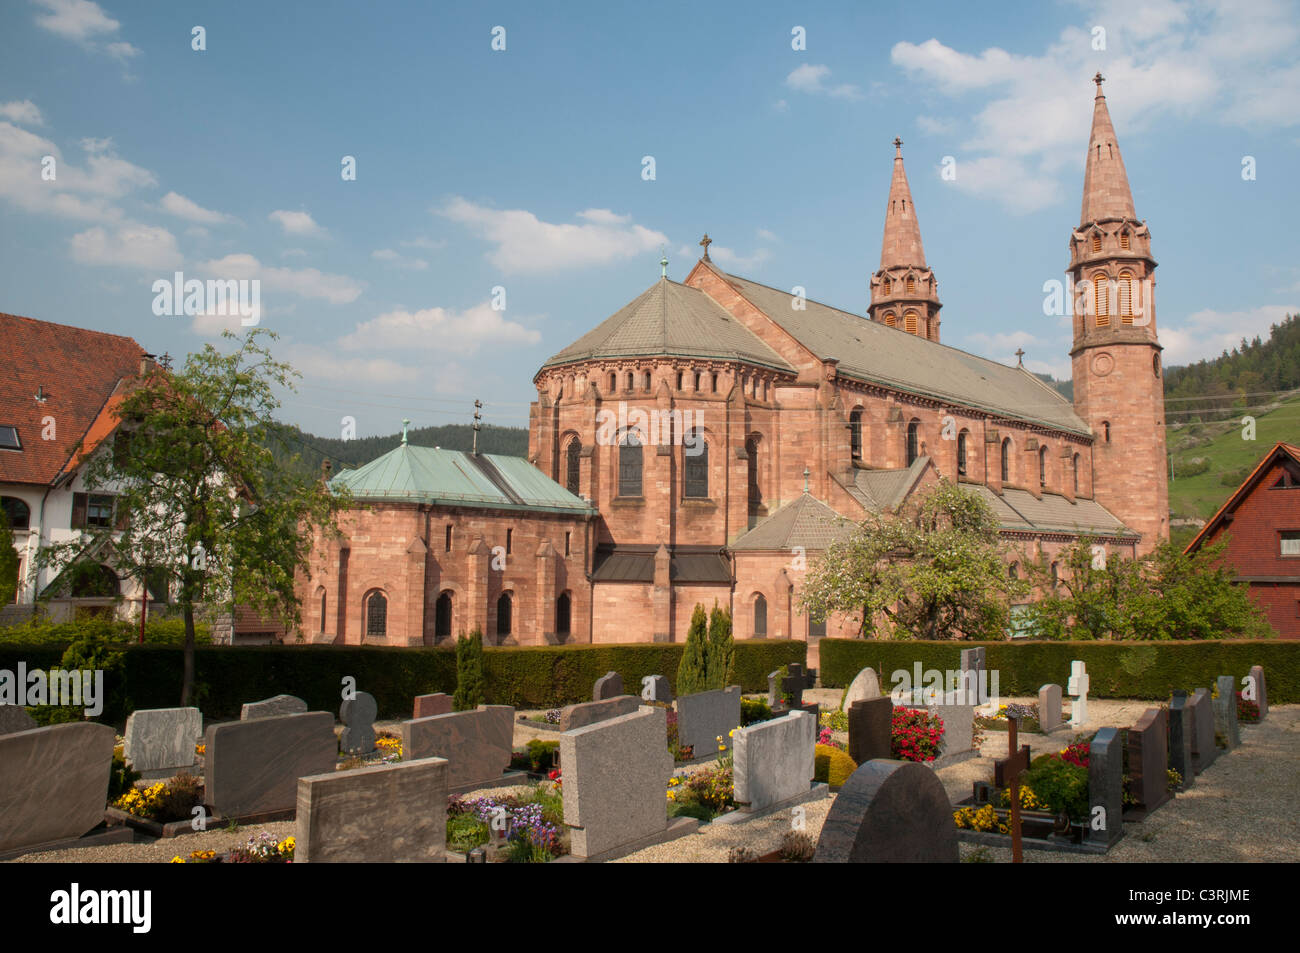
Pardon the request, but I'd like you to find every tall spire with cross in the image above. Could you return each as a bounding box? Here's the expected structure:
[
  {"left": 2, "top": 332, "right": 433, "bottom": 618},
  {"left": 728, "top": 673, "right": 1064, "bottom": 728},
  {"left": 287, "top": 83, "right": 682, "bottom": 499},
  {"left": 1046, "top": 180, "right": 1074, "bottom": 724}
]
[
  {"left": 868, "top": 137, "right": 942, "bottom": 341},
  {"left": 1080, "top": 70, "right": 1136, "bottom": 224}
]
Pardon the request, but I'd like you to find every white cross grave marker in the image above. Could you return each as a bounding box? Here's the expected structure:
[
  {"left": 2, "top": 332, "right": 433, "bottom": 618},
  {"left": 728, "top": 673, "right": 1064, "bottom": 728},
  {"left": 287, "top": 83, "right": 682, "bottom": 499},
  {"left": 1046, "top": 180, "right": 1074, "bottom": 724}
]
[{"left": 1067, "top": 660, "right": 1090, "bottom": 728}]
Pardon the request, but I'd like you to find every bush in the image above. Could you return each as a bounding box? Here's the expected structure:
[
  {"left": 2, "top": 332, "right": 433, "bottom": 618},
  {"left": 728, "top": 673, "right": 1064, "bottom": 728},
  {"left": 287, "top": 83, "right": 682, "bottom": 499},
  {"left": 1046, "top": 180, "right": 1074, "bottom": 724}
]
[
  {"left": 1022, "top": 753, "right": 1090, "bottom": 821},
  {"left": 446, "top": 813, "right": 490, "bottom": 853},
  {"left": 523, "top": 739, "right": 558, "bottom": 773},
  {"left": 891, "top": 707, "right": 944, "bottom": 762},
  {"left": 454, "top": 630, "right": 485, "bottom": 712},
  {"left": 0, "top": 615, "right": 211, "bottom": 647},
  {"left": 814, "top": 744, "right": 857, "bottom": 789},
  {"left": 677, "top": 606, "right": 710, "bottom": 696},
  {"left": 740, "top": 696, "right": 773, "bottom": 726},
  {"left": 706, "top": 603, "right": 735, "bottom": 689},
  {"left": 152, "top": 772, "right": 203, "bottom": 823},
  {"left": 107, "top": 749, "right": 141, "bottom": 803}
]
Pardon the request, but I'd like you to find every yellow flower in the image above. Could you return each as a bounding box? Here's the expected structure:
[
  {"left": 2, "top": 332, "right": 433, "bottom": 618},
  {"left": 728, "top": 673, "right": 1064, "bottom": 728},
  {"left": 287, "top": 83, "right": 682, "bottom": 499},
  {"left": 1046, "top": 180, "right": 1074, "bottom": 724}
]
[{"left": 170, "top": 856, "right": 185, "bottom": 864}]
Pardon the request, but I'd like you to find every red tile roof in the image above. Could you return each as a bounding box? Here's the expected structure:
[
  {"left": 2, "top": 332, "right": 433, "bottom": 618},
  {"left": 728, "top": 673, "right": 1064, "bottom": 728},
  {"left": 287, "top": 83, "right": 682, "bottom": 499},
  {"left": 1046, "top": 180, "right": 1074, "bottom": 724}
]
[
  {"left": 1184, "top": 442, "right": 1300, "bottom": 553},
  {"left": 0, "top": 312, "right": 147, "bottom": 486}
]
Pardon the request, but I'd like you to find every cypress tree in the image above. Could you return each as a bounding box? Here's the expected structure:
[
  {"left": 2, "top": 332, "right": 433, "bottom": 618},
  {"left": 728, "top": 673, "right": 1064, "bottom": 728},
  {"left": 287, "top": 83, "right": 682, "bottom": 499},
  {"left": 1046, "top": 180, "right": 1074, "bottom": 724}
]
[
  {"left": 454, "top": 629, "right": 485, "bottom": 711},
  {"left": 706, "top": 602, "right": 735, "bottom": 690},
  {"left": 676, "top": 604, "right": 710, "bottom": 696}
]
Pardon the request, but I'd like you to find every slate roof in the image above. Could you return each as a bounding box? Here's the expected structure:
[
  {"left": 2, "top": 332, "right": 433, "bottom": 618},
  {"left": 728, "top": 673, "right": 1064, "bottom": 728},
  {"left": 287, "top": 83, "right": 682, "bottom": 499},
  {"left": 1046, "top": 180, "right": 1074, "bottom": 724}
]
[
  {"left": 729, "top": 494, "right": 855, "bottom": 551},
  {"left": 963, "top": 484, "right": 1135, "bottom": 538},
  {"left": 590, "top": 545, "right": 731, "bottom": 583},
  {"left": 717, "top": 273, "right": 1090, "bottom": 435},
  {"left": 540, "top": 277, "right": 795, "bottom": 374},
  {"left": 330, "top": 443, "right": 593, "bottom": 515},
  {"left": 0, "top": 313, "right": 146, "bottom": 486},
  {"left": 840, "top": 457, "right": 931, "bottom": 513}
]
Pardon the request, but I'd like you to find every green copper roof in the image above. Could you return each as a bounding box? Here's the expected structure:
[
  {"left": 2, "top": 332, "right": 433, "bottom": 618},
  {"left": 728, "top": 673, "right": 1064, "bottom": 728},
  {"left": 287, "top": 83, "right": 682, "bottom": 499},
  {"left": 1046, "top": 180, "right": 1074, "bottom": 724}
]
[{"left": 330, "top": 444, "right": 594, "bottom": 515}]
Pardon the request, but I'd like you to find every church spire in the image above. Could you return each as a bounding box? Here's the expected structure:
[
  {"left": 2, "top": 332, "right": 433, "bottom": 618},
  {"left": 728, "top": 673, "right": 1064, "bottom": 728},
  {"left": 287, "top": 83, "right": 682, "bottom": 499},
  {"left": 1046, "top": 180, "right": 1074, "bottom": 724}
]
[
  {"left": 868, "top": 138, "right": 942, "bottom": 342},
  {"left": 879, "top": 137, "right": 927, "bottom": 269},
  {"left": 1080, "top": 73, "right": 1137, "bottom": 224}
]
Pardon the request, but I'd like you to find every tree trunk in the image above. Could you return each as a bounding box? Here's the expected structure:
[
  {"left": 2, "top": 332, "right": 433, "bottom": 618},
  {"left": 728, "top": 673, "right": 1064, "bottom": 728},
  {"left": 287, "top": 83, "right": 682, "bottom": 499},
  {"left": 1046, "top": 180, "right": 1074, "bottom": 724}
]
[{"left": 181, "top": 601, "right": 196, "bottom": 706}]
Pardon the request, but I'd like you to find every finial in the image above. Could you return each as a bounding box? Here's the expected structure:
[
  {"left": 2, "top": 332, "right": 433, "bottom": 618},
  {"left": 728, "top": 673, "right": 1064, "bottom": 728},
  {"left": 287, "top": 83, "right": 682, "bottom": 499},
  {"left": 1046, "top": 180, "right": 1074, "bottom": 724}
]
[
  {"left": 660, "top": 247, "right": 669, "bottom": 278},
  {"left": 472, "top": 399, "right": 482, "bottom": 455},
  {"left": 159, "top": 352, "right": 173, "bottom": 371},
  {"left": 893, "top": 136, "right": 903, "bottom": 157},
  {"left": 803, "top": 467, "right": 810, "bottom": 494},
  {"left": 1093, "top": 71, "right": 1105, "bottom": 91},
  {"left": 401, "top": 418, "right": 410, "bottom": 445},
  {"left": 699, "top": 233, "right": 712, "bottom": 261},
  {"left": 1015, "top": 348, "right": 1025, "bottom": 367}
]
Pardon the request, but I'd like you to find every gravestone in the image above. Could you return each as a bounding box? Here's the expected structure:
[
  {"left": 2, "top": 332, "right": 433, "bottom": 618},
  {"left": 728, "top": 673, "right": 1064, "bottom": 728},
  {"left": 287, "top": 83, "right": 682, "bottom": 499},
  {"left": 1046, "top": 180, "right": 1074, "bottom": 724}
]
[
  {"left": 1127, "top": 708, "right": 1169, "bottom": 816},
  {"left": 843, "top": 667, "right": 882, "bottom": 709},
  {"left": 1038, "top": 684, "right": 1063, "bottom": 733},
  {"left": 676, "top": 686, "right": 742, "bottom": 758},
  {"left": 560, "top": 706, "right": 695, "bottom": 861},
  {"left": 1067, "top": 661, "right": 1090, "bottom": 727},
  {"left": 1168, "top": 691, "right": 1194, "bottom": 788},
  {"left": 1213, "top": 676, "right": 1240, "bottom": 749},
  {"left": 813, "top": 760, "right": 959, "bottom": 863},
  {"left": 122, "top": 707, "right": 202, "bottom": 780},
  {"left": 1247, "top": 665, "right": 1268, "bottom": 721},
  {"left": 768, "top": 664, "right": 816, "bottom": 709},
  {"left": 204, "top": 712, "right": 337, "bottom": 818},
  {"left": 847, "top": 697, "right": 893, "bottom": 766},
  {"left": 560, "top": 695, "right": 638, "bottom": 732},
  {"left": 593, "top": 671, "right": 623, "bottom": 701},
  {"left": 401, "top": 705, "right": 515, "bottom": 792},
  {"left": 640, "top": 675, "right": 672, "bottom": 704},
  {"left": 0, "top": 722, "right": 115, "bottom": 854},
  {"left": 0, "top": 705, "right": 36, "bottom": 736},
  {"left": 296, "top": 757, "right": 449, "bottom": 863},
  {"left": 240, "top": 694, "right": 307, "bottom": 721},
  {"left": 733, "top": 710, "right": 816, "bottom": 812},
  {"left": 413, "top": 693, "right": 453, "bottom": 719},
  {"left": 959, "top": 647, "right": 985, "bottom": 705},
  {"left": 918, "top": 693, "right": 975, "bottom": 765},
  {"left": 1189, "top": 689, "right": 1218, "bottom": 773},
  {"left": 340, "top": 691, "right": 378, "bottom": 755},
  {"left": 1087, "top": 726, "right": 1123, "bottom": 847}
]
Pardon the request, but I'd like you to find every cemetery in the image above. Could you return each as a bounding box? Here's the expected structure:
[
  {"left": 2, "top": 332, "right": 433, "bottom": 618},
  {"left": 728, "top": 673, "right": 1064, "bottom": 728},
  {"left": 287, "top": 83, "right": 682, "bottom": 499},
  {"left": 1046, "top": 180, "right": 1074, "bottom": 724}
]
[{"left": 0, "top": 628, "right": 1294, "bottom": 865}]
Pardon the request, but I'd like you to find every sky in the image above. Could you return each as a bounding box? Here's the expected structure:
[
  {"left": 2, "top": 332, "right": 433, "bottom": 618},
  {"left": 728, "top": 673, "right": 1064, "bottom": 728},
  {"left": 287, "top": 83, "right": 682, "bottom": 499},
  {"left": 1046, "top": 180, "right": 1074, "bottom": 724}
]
[{"left": 1, "top": 0, "right": 1297, "bottom": 439}]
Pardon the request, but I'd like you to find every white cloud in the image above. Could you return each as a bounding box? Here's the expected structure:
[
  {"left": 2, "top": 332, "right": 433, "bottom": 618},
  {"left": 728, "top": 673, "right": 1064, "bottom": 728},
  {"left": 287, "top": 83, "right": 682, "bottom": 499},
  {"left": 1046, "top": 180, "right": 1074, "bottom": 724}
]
[
  {"left": 160, "top": 191, "right": 237, "bottom": 225},
  {"left": 756, "top": 227, "right": 779, "bottom": 243},
  {"left": 785, "top": 64, "right": 861, "bottom": 100},
  {"left": 281, "top": 248, "right": 308, "bottom": 258},
  {"left": 338, "top": 301, "right": 541, "bottom": 354},
  {"left": 69, "top": 223, "right": 182, "bottom": 269},
  {"left": 372, "top": 248, "right": 428, "bottom": 270},
  {"left": 1161, "top": 305, "right": 1298, "bottom": 367},
  {"left": 0, "top": 100, "right": 43, "bottom": 126},
  {"left": 401, "top": 236, "right": 446, "bottom": 252},
  {"left": 34, "top": 0, "right": 121, "bottom": 41},
  {"left": 773, "top": 99, "right": 789, "bottom": 113},
  {"left": 200, "top": 253, "right": 364, "bottom": 304},
  {"left": 441, "top": 197, "right": 669, "bottom": 274},
  {"left": 916, "top": 115, "right": 956, "bottom": 136},
  {"left": 268, "top": 209, "right": 325, "bottom": 237},
  {"left": 286, "top": 345, "right": 422, "bottom": 385},
  {"left": 105, "top": 40, "right": 138, "bottom": 61}
]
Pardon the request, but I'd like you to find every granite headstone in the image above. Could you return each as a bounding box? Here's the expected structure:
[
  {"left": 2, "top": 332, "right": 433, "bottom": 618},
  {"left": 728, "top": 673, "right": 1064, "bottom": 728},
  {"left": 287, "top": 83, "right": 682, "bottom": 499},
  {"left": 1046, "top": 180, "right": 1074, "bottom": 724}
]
[
  {"left": 1189, "top": 688, "right": 1218, "bottom": 773},
  {"left": 958, "top": 647, "right": 986, "bottom": 705},
  {"left": 0, "top": 704, "right": 37, "bottom": 736},
  {"left": 1214, "top": 676, "right": 1240, "bottom": 749},
  {"left": 204, "top": 711, "right": 338, "bottom": 818},
  {"left": 593, "top": 671, "right": 623, "bottom": 701},
  {"left": 401, "top": 705, "right": 514, "bottom": 791},
  {"left": 733, "top": 710, "right": 816, "bottom": 812},
  {"left": 340, "top": 691, "right": 378, "bottom": 755},
  {"left": 1038, "top": 684, "right": 1063, "bottom": 733},
  {"left": 813, "top": 760, "right": 959, "bottom": 862},
  {"left": 122, "top": 706, "right": 202, "bottom": 780},
  {"left": 843, "top": 667, "right": 883, "bottom": 709},
  {"left": 676, "top": 686, "right": 742, "bottom": 757},
  {"left": 240, "top": 694, "right": 308, "bottom": 721},
  {"left": 560, "top": 695, "right": 639, "bottom": 732},
  {"left": 1087, "top": 726, "right": 1124, "bottom": 847},
  {"left": 413, "top": 693, "right": 453, "bottom": 719},
  {"left": 1248, "top": 665, "right": 1268, "bottom": 721},
  {"left": 639, "top": 675, "right": 672, "bottom": 704},
  {"left": 1068, "top": 660, "right": 1090, "bottom": 727},
  {"left": 0, "top": 722, "right": 115, "bottom": 853},
  {"left": 848, "top": 697, "right": 893, "bottom": 766},
  {"left": 1127, "top": 707, "right": 1169, "bottom": 815},
  {"left": 1168, "top": 691, "right": 1194, "bottom": 788}
]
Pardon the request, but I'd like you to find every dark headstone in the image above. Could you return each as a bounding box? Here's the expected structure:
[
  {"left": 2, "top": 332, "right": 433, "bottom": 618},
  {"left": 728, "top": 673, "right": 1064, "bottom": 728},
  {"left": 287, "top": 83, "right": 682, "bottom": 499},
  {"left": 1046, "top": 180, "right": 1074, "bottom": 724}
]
[
  {"left": 769, "top": 664, "right": 816, "bottom": 709},
  {"left": 1248, "top": 665, "right": 1268, "bottom": 721},
  {"left": 413, "top": 693, "right": 453, "bottom": 719},
  {"left": 640, "top": 675, "right": 672, "bottom": 704},
  {"left": 847, "top": 697, "right": 893, "bottom": 766},
  {"left": 1213, "top": 676, "right": 1240, "bottom": 749},
  {"left": 1087, "top": 726, "right": 1123, "bottom": 847},
  {"left": 240, "top": 694, "right": 308, "bottom": 721},
  {"left": 676, "top": 686, "right": 742, "bottom": 757},
  {"left": 205, "top": 712, "right": 338, "bottom": 817},
  {"left": 1168, "top": 691, "right": 1194, "bottom": 788},
  {"left": 340, "top": 691, "right": 378, "bottom": 755},
  {"left": 959, "top": 647, "right": 986, "bottom": 705},
  {"left": 560, "top": 695, "right": 639, "bottom": 732},
  {"left": 0, "top": 705, "right": 37, "bottom": 737},
  {"left": 593, "top": 671, "right": 623, "bottom": 701},
  {"left": 1127, "top": 708, "right": 1169, "bottom": 815},
  {"left": 1189, "top": 689, "right": 1218, "bottom": 773},
  {"left": 813, "top": 760, "right": 959, "bottom": 863},
  {"left": 401, "top": 705, "right": 514, "bottom": 790}
]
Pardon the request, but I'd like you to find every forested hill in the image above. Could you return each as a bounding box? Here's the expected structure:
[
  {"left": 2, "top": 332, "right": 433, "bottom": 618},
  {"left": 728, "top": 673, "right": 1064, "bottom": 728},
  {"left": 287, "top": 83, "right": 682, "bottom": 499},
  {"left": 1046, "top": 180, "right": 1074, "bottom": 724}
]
[
  {"left": 1163, "top": 312, "right": 1300, "bottom": 421},
  {"left": 262, "top": 422, "right": 530, "bottom": 479}
]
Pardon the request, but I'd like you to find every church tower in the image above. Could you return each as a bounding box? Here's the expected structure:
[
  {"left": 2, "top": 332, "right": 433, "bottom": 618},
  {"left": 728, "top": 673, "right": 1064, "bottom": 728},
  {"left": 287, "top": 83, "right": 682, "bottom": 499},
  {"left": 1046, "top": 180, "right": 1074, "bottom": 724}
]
[
  {"left": 1069, "top": 74, "right": 1168, "bottom": 553},
  {"left": 868, "top": 138, "right": 942, "bottom": 341}
]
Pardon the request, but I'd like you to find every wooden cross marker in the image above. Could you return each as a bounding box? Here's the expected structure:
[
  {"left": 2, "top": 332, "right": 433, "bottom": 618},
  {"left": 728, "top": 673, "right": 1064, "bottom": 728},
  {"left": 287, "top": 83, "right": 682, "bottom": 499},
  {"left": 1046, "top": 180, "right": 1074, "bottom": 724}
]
[{"left": 994, "top": 715, "right": 1031, "bottom": 863}]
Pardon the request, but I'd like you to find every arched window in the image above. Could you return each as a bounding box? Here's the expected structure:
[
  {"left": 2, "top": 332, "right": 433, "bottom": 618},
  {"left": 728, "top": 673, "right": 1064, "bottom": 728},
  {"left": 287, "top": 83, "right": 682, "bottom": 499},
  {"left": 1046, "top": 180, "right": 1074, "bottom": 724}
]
[
  {"left": 906, "top": 419, "right": 920, "bottom": 466},
  {"left": 436, "top": 591, "right": 453, "bottom": 640},
  {"left": 1091, "top": 232, "right": 1102, "bottom": 253},
  {"left": 809, "top": 616, "right": 827, "bottom": 639},
  {"left": 496, "top": 592, "right": 512, "bottom": 639},
  {"left": 904, "top": 311, "right": 919, "bottom": 335},
  {"left": 556, "top": 592, "right": 571, "bottom": 638},
  {"left": 607, "top": 372, "right": 616, "bottom": 392},
  {"left": 1119, "top": 271, "right": 1134, "bottom": 324},
  {"left": 849, "top": 408, "right": 863, "bottom": 460},
  {"left": 626, "top": 371, "right": 634, "bottom": 391},
  {"left": 957, "top": 429, "right": 969, "bottom": 477},
  {"left": 1093, "top": 272, "right": 1110, "bottom": 327},
  {"left": 1039, "top": 446, "right": 1048, "bottom": 488},
  {"left": 1102, "top": 421, "right": 1111, "bottom": 443},
  {"left": 1050, "top": 562, "right": 1060, "bottom": 590},
  {"left": 684, "top": 432, "right": 709, "bottom": 498},
  {"left": 711, "top": 373, "right": 718, "bottom": 393},
  {"left": 676, "top": 371, "right": 683, "bottom": 389},
  {"left": 1073, "top": 453, "right": 1080, "bottom": 494},
  {"left": 365, "top": 590, "right": 387, "bottom": 639},
  {"left": 619, "top": 430, "right": 643, "bottom": 497},
  {"left": 565, "top": 437, "right": 581, "bottom": 496},
  {"left": 694, "top": 372, "right": 702, "bottom": 390},
  {"left": 1008, "top": 563, "right": 1018, "bottom": 580},
  {"left": 643, "top": 371, "right": 651, "bottom": 390},
  {"left": 905, "top": 275, "right": 916, "bottom": 295},
  {"left": 318, "top": 588, "right": 327, "bottom": 633},
  {"left": 1120, "top": 231, "right": 1130, "bottom": 250},
  {"left": 1, "top": 497, "right": 30, "bottom": 531},
  {"left": 753, "top": 594, "right": 767, "bottom": 638},
  {"left": 884, "top": 312, "right": 896, "bottom": 327},
  {"left": 746, "top": 435, "right": 762, "bottom": 521},
  {"left": 881, "top": 277, "right": 892, "bottom": 296},
  {"left": 1001, "top": 438, "right": 1012, "bottom": 483}
]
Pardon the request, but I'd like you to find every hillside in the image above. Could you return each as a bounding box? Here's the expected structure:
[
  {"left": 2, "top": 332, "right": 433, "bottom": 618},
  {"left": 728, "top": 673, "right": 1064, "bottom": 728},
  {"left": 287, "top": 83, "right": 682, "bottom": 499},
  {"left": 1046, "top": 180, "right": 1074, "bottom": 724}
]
[{"left": 263, "top": 422, "right": 530, "bottom": 480}]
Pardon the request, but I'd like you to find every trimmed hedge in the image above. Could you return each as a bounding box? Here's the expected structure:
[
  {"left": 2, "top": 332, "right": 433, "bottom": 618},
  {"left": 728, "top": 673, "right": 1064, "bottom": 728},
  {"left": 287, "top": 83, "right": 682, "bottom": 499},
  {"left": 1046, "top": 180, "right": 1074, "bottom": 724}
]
[
  {"left": 0, "top": 639, "right": 805, "bottom": 724},
  {"left": 819, "top": 639, "right": 1299, "bottom": 704}
]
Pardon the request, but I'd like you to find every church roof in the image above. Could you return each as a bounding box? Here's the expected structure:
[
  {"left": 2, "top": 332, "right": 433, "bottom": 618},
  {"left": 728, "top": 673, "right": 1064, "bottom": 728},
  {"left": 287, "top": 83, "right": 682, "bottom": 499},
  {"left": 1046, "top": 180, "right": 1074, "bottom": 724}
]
[
  {"left": 539, "top": 277, "right": 795, "bottom": 374},
  {"left": 1081, "top": 77, "right": 1137, "bottom": 225},
  {"left": 718, "top": 272, "right": 1090, "bottom": 435},
  {"left": 730, "top": 493, "right": 855, "bottom": 551},
  {"left": 841, "top": 457, "right": 931, "bottom": 513},
  {"left": 963, "top": 484, "right": 1135, "bottom": 538},
  {"left": 330, "top": 443, "right": 593, "bottom": 515}
]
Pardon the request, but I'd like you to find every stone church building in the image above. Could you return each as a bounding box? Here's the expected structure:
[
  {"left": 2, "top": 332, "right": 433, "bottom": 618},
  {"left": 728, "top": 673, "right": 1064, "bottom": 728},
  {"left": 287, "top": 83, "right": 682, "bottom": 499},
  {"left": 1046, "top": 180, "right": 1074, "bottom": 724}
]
[{"left": 300, "top": 77, "right": 1168, "bottom": 653}]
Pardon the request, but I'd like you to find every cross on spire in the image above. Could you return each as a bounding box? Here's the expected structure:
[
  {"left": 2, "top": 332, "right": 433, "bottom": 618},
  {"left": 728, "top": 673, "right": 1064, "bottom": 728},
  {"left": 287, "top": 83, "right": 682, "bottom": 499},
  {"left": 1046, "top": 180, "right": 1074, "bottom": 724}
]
[
  {"left": 1093, "top": 71, "right": 1105, "bottom": 91},
  {"left": 893, "top": 136, "right": 903, "bottom": 156},
  {"left": 1015, "top": 348, "right": 1025, "bottom": 366},
  {"left": 699, "top": 234, "right": 712, "bottom": 261}
]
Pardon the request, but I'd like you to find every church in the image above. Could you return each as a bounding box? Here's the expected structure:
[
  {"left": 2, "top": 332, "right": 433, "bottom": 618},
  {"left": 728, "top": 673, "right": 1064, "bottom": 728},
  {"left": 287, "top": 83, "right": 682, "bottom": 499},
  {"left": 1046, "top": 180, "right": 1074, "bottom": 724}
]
[{"left": 299, "top": 76, "right": 1169, "bottom": 655}]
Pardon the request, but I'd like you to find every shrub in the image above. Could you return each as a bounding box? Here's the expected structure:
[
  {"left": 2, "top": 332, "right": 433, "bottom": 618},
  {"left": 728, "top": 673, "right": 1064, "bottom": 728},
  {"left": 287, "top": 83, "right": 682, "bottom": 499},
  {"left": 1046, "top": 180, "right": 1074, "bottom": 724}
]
[
  {"left": 819, "top": 709, "right": 849, "bottom": 732},
  {"left": 706, "top": 603, "right": 735, "bottom": 689},
  {"left": 152, "top": 772, "right": 202, "bottom": 822},
  {"left": 814, "top": 744, "right": 857, "bottom": 789},
  {"left": 740, "top": 696, "right": 773, "bottom": 726},
  {"left": 1021, "top": 753, "right": 1090, "bottom": 821},
  {"left": 446, "top": 813, "right": 489, "bottom": 853},
  {"left": 454, "top": 630, "right": 485, "bottom": 711},
  {"left": 891, "top": 707, "right": 944, "bottom": 762},
  {"left": 682, "top": 764, "right": 734, "bottom": 814},
  {"left": 779, "top": 830, "right": 816, "bottom": 862},
  {"left": 106, "top": 750, "right": 141, "bottom": 803},
  {"left": 677, "top": 605, "right": 710, "bottom": 696},
  {"left": 1236, "top": 693, "right": 1260, "bottom": 723},
  {"left": 523, "top": 739, "right": 559, "bottom": 773}
]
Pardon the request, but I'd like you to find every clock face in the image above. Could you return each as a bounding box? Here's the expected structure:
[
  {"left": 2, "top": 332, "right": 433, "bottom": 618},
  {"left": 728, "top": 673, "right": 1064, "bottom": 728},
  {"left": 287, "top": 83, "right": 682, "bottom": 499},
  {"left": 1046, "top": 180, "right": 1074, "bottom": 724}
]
[{"left": 1091, "top": 352, "right": 1114, "bottom": 377}]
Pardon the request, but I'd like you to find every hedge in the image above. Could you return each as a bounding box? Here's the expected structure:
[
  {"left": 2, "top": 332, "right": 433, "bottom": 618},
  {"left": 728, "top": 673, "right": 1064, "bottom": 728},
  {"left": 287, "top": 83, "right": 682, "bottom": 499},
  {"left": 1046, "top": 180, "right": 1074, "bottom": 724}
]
[
  {"left": 0, "top": 639, "right": 805, "bottom": 724},
  {"left": 819, "top": 639, "right": 1299, "bottom": 704}
]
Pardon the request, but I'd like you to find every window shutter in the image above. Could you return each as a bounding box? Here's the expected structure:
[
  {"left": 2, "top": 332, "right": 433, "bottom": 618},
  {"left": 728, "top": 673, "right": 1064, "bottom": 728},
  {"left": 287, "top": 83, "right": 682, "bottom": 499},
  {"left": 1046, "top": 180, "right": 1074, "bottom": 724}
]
[{"left": 72, "top": 492, "right": 87, "bottom": 528}]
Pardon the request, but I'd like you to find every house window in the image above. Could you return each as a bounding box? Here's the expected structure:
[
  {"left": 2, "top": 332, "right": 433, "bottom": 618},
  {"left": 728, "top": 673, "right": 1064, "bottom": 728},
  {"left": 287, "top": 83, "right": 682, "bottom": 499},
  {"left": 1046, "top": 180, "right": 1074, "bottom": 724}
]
[
  {"left": 1, "top": 497, "right": 30, "bottom": 531},
  {"left": 75, "top": 493, "right": 115, "bottom": 528},
  {"left": 849, "top": 409, "right": 863, "bottom": 460},
  {"left": 809, "top": 616, "right": 826, "bottom": 639},
  {"left": 435, "top": 591, "right": 453, "bottom": 639},
  {"left": 496, "top": 592, "right": 513, "bottom": 638},
  {"left": 1073, "top": 453, "right": 1080, "bottom": 494},
  {"left": 1281, "top": 532, "right": 1300, "bottom": 557},
  {"left": 753, "top": 594, "right": 767, "bottom": 637},
  {"left": 566, "top": 438, "right": 581, "bottom": 495},
  {"left": 906, "top": 419, "right": 920, "bottom": 466},
  {"left": 1001, "top": 438, "right": 1012, "bottom": 483},
  {"left": 445, "top": 524, "right": 453, "bottom": 552},
  {"left": 556, "top": 592, "right": 571, "bottom": 637},
  {"left": 619, "top": 431, "right": 643, "bottom": 497},
  {"left": 957, "top": 430, "right": 969, "bottom": 477},
  {"left": 365, "top": 591, "right": 387, "bottom": 638},
  {"left": 684, "top": 434, "right": 709, "bottom": 498}
]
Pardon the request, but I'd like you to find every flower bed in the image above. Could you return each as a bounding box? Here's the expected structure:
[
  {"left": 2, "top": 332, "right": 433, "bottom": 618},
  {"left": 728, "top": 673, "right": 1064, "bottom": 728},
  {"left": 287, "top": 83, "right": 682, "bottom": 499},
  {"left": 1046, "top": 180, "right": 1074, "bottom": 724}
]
[
  {"left": 891, "top": 707, "right": 943, "bottom": 762},
  {"left": 445, "top": 783, "right": 567, "bottom": 862},
  {"left": 975, "top": 703, "right": 1041, "bottom": 734},
  {"left": 169, "top": 831, "right": 295, "bottom": 863}
]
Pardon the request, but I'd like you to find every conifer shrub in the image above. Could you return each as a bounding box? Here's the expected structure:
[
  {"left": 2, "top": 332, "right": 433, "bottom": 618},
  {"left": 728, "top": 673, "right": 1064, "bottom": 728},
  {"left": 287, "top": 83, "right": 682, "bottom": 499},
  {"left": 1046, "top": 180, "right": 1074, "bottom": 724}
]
[
  {"left": 706, "top": 603, "right": 735, "bottom": 689},
  {"left": 676, "top": 605, "right": 710, "bottom": 696},
  {"left": 454, "top": 629, "right": 485, "bottom": 711}
]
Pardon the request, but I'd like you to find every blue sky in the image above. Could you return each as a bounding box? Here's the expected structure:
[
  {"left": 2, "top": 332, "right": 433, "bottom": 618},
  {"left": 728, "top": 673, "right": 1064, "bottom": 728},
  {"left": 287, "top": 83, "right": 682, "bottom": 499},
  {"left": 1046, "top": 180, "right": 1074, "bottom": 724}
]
[{"left": 2, "top": 0, "right": 1297, "bottom": 438}]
